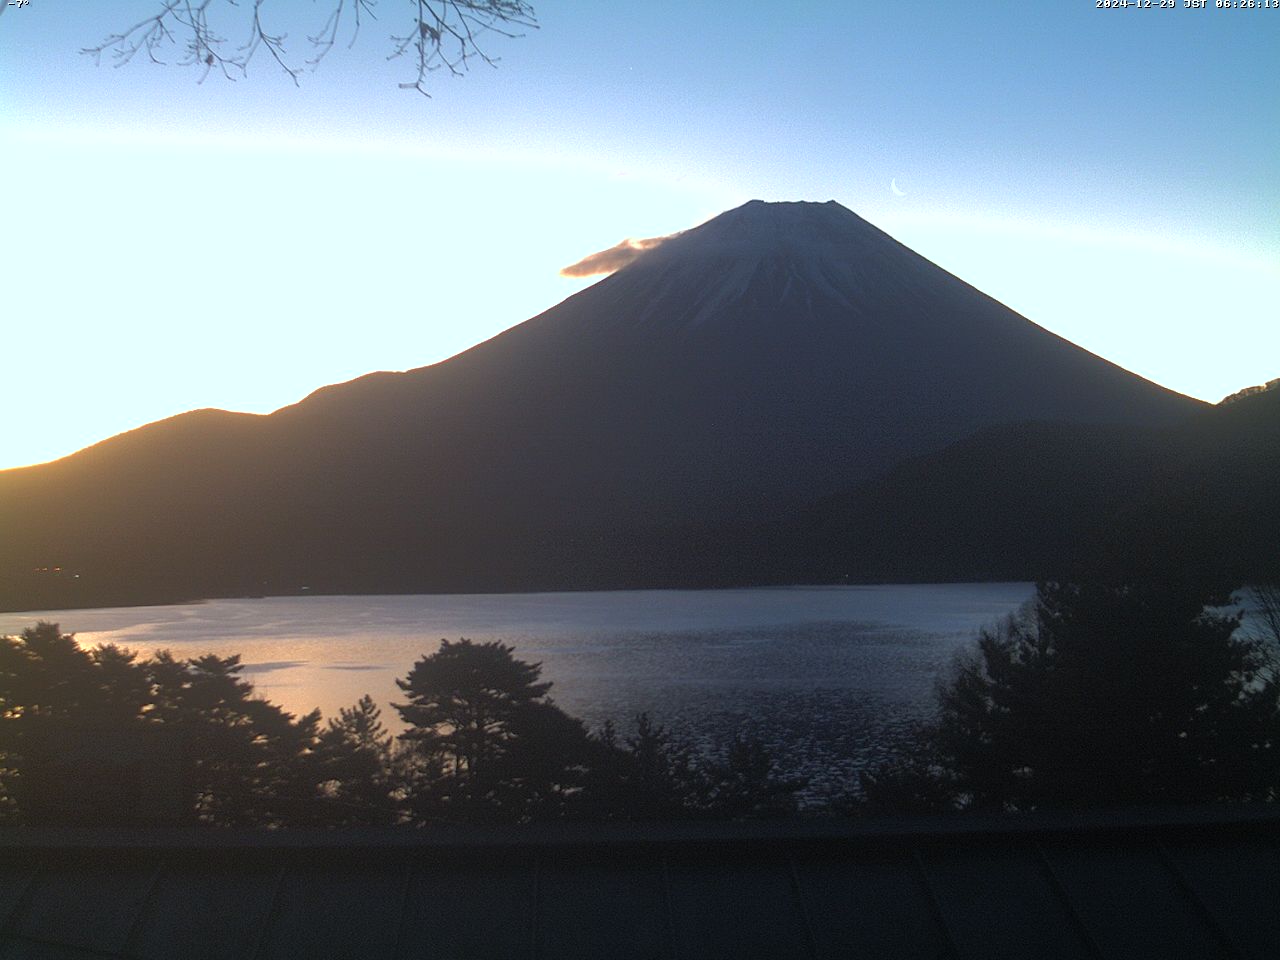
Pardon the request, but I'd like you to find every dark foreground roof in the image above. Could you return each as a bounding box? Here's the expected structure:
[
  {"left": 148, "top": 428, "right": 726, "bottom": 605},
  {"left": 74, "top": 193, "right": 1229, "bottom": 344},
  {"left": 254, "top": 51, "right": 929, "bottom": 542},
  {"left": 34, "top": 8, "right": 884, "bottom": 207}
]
[{"left": 1, "top": 806, "right": 1277, "bottom": 960}]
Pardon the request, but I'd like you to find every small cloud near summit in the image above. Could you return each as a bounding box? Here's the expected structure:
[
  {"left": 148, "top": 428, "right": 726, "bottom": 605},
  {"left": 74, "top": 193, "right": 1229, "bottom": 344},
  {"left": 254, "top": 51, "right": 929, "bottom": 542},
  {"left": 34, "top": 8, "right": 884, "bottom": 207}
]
[{"left": 560, "top": 233, "right": 678, "bottom": 278}]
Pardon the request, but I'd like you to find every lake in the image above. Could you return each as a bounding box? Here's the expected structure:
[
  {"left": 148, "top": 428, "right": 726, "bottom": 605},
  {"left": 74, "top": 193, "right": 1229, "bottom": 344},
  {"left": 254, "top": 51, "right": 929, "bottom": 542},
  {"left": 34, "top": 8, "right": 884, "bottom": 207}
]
[{"left": 0, "top": 583, "right": 1035, "bottom": 802}]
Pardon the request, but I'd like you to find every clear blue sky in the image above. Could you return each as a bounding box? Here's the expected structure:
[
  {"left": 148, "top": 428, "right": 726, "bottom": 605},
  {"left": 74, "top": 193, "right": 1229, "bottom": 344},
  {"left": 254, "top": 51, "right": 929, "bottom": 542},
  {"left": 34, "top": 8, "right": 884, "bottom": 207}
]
[{"left": 2, "top": 0, "right": 1276, "bottom": 468}]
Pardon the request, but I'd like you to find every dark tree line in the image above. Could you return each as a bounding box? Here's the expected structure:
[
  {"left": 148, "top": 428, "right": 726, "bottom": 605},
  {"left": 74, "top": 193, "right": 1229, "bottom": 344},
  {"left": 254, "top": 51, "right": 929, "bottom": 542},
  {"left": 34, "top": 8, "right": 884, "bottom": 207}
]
[
  {"left": 3, "top": 576, "right": 1278, "bottom": 828},
  {"left": 0, "top": 629, "right": 802, "bottom": 827}
]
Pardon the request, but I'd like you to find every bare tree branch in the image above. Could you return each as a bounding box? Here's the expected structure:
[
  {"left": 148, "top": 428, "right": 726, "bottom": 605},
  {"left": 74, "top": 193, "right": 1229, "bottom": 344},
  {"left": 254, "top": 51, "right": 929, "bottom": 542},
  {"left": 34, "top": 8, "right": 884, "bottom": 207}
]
[
  {"left": 307, "top": 0, "right": 378, "bottom": 69},
  {"left": 82, "top": 0, "right": 537, "bottom": 95},
  {"left": 390, "top": 0, "right": 535, "bottom": 97}
]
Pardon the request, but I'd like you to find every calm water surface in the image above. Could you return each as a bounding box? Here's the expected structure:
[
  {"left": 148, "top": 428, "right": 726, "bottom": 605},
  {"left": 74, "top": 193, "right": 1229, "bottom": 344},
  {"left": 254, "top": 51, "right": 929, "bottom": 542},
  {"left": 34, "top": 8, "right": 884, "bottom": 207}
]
[{"left": 1, "top": 584, "right": 1034, "bottom": 800}]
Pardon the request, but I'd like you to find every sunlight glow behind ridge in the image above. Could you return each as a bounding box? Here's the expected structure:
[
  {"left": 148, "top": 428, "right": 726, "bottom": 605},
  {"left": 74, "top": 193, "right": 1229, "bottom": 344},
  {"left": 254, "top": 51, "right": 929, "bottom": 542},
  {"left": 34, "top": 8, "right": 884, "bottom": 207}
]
[
  {"left": 1, "top": 0, "right": 1275, "bottom": 468},
  {"left": 4, "top": 120, "right": 1275, "bottom": 469}
]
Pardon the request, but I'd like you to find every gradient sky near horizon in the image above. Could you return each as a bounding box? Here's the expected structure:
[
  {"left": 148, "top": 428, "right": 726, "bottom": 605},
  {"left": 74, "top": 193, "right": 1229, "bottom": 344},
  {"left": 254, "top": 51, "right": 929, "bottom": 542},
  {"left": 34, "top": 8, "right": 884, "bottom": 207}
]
[{"left": 2, "top": 1, "right": 1277, "bottom": 469}]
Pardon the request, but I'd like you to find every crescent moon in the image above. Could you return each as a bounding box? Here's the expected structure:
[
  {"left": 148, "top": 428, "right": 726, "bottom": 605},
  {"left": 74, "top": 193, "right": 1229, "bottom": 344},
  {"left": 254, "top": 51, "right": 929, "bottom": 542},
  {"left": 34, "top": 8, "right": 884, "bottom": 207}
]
[{"left": 890, "top": 178, "right": 906, "bottom": 197}]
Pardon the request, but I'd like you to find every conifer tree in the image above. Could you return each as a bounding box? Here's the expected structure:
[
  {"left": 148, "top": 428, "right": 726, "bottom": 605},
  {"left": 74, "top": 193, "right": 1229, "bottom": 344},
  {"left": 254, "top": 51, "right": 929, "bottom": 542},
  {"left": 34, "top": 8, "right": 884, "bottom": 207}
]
[
  {"left": 395, "top": 639, "right": 588, "bottom": 822},
  {"left": 927, "top": 580, "right": 1280, "bottom": 810}
]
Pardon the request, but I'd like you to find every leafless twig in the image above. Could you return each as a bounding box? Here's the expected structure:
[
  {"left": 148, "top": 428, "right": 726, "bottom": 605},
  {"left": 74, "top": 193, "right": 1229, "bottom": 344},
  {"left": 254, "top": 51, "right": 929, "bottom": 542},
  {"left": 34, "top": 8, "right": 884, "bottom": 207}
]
[
  {"left": 390, "top": 0, "right": 536, "bottom": 97},
  {"left": 307, "top": 0, "right": 378, "bottom": 69}
]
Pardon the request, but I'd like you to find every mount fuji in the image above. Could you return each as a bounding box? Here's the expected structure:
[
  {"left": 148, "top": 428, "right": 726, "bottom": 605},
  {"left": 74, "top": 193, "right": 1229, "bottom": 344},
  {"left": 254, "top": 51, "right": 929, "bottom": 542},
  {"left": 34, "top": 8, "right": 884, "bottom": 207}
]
[{"left": 0, "top": 200, "right": 1203, "bottom": 609}]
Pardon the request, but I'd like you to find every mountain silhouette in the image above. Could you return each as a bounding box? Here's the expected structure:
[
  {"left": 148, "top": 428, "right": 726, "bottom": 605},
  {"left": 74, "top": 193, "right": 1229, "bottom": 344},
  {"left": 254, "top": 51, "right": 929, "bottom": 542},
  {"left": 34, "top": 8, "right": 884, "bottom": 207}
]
[
  {"left": 0, "top": 200, "right": 1204, "bottom": 609},
  {"left": 796, "top": 384, "right": 1279, "bottom": 587}
]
